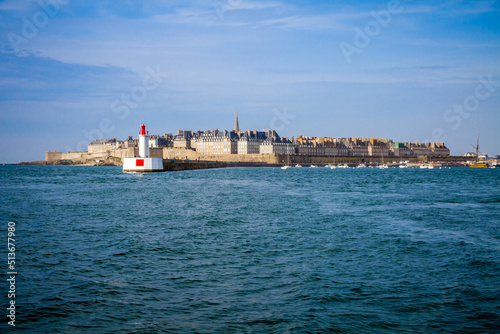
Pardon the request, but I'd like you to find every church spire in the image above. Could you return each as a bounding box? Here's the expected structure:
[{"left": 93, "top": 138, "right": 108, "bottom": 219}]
[{"left": 234, "top": 111, "right": 240, "bottom": 132}]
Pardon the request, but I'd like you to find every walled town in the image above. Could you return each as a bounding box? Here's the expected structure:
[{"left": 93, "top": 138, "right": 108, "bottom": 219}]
[{"left": 45, "top": 113, "right": 454, "bottom": 166}]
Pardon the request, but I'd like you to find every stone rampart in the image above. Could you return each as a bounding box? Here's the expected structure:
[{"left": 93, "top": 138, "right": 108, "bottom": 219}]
[
  {"left": 45, "top": 151, "right": 62, "bottom": 162},
  {"left": 162, "top": 148, "right": 278, "bottom": 163},
  {"left": 109, "top": 148, "right": 135, "bottom": 159}
]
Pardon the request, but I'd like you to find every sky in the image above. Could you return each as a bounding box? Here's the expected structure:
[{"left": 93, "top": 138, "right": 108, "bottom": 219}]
[{"left": 0, "top": 0, "right": 499, "bottom": 163}]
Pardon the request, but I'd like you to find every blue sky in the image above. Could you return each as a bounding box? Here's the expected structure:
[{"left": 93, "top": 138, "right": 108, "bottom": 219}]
[{"left": 0, "top": 0, "right": 499, "bottom": 162}]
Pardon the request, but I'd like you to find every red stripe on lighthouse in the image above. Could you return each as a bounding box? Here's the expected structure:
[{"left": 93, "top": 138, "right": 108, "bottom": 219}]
[{"left": 136, "top": 159, "right": 144, "bottom": 167}]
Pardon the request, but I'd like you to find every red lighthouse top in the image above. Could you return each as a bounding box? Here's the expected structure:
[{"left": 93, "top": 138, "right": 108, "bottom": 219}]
[{"left": 139, "top": 124, "right": 148, "bottom": 135}]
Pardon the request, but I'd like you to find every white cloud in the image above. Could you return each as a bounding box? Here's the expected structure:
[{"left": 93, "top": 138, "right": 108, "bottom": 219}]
[
  {"left": 446, "top": 0, "right": 499, "bottom": 16},
  {"left": 0, "top": 0, "right": 35, "bottom": 12},
  {"left": 258, "top": 14, "right": 349, "bottom": 31},
  {"left": 213, "top": 0, "right": 280, "bottom": 12},
  {"left": 402, "top": 0, "right": 498, "bottom": 17}
]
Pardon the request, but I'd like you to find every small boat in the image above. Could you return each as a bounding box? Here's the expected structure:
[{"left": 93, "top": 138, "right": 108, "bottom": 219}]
[
  {"left": 428, "top": 164, "right": 435, "bottom": 169},
  {"left": 469, "top": 136, "right": 488, "bottom": 168},
  {"left": 356, "top": 163, "right": 367, "bottom": 168},
  {"left": 419, "top": 164, "right": 428, "bottom": 169},
  {"left": 310, "top": 165, "right": 318, "bottom": 168},
  {"left": 325, "top": 164, "right": 333, "bottom": 168},
  {"left": 399, "top": 164, "right": 408, "bottom": 168},
  {"left": 282, "top": 153, "right": 292, "bottom": 169},
  {"left": 337, "top": 164, "right": 349, "bottom": 169},
  {"left": 330, "top": 165, "right": 337, "bottom": 169},
  {"left": 469, "top": 163, "right": 487, "bottom": 168},
  {"left": 295, "top": 164, "right": 302, "bottom": 168},
  {"left": 378, "top": 151, "right": 388, "bottom": 169}
]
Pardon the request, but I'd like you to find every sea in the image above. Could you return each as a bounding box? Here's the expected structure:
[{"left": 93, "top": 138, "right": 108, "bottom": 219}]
[{"left": 0, "top": 165, "right": 499, "bottom": 333}]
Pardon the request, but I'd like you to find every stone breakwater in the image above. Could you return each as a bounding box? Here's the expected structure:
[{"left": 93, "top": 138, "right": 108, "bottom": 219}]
[
  {"left": 20, "top": 159, "right": 469, "bottom": 171},
  {"left": 18, "top": 159, "right": 280, "bottom": 171},
  {"left": 162, "top": 161, "right": 279, "bottom": 172},
  {"left": 18, "top": 159, "right": 121, "bottom": 166}
]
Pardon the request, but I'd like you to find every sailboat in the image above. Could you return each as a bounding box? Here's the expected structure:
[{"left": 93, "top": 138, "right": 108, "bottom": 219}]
[
  {"left": 329, "top": 156, "right": 337, "bottom": 169},
  {"left": 377, "top": 147, "right": 388, "bottom": 169},
  {"left": 281, "top": 151, "right": 292, "bottom": 169},
  {"left": 469, "top": 136, "right": 487, "bottom": 168}
]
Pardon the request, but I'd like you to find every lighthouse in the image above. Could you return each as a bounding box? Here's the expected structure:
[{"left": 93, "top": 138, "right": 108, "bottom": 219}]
[
  {"left": 123, "top": 124, "right": 164, "bottom": 172},
  {"left": 138, "top": 124, "right": 150, "bottom": 158}
]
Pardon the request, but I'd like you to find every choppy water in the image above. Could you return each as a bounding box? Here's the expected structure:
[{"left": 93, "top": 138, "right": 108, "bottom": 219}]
[{"left": 1, "top": 165, "right": 499, "bottom": 333}]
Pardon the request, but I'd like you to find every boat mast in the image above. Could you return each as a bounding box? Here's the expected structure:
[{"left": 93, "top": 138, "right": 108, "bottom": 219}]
[{"left": 476, "top": 136, "right": 479, "bottom": 163}]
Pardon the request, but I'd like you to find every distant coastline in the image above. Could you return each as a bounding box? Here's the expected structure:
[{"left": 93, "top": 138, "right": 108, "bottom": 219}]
[
  {"left": 18, "top": 157, "right": 473, "bottom": 169},
  {"left": 34, "top": 114, "right": 498, "bottom": 169}
]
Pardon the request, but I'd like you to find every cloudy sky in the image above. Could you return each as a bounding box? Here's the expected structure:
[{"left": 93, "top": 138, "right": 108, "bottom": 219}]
[{"left": 0, "top": 0, "right": 499, "bottom": 162}]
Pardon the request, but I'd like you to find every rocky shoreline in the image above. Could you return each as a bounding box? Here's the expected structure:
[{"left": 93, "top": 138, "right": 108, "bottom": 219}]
[{"left": 18, "top": 159, "right": 122, "bottom": 166}]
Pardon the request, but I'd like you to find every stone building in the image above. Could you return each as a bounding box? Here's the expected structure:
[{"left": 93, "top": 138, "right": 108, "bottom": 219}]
[
  {"left": 428, "top": 142, "right": 450, "bottom": 157},
  {"left": 237, "top": 130, "right": 267, "bottom": 154},
  {"left": 196, "top": 130, "right": 239, "bottom": 155},
  {"left": 409, "top": 143, "right": 432, "bottom": 156},
  {"left": 88, "top": 137, "right": 137, "bottom": 154},
  {"left": 149, "top": 135, "right": 169, "bottom": 148},
  {"left": 173, "top": 130, "right": 193, "bottom": 149},
  {"left": 260, "top": 139, "right": 295, "bottom": 155}
]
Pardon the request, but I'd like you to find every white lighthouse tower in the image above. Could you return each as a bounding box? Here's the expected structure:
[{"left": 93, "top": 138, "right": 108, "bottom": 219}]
[
  {"left": 138, "top": 124, "right": 150, "bottom": 158},
  {"left": 123, "top": 124, "right": 164, "bottom": 172}
]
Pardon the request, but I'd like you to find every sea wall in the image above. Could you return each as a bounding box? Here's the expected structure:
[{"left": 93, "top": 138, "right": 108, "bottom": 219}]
[
  {"left": 162, "top": 148, "right": 278, "bottom": 163},
  {"left": 48, "top": 147, "right": 463, "bottom": 165},
  {"left": 109, "top": 148, "right": 136, "bottom": 159},
  {"left": 150, "top": 148, "right": 163, "bottom": 159},
  {"left": 45, "top": 151, "right": 62, "bottom": 162},
  {"left": 162, "top": 148, "right": 200, "bottom": 160},
  {"left": 198, "top": 153, "right": 278, "bottom": 164}
]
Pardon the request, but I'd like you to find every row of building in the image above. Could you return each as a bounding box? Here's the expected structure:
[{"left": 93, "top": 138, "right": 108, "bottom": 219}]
[{"left": 87, "top": 113, "right": 451, "bottom": 158}]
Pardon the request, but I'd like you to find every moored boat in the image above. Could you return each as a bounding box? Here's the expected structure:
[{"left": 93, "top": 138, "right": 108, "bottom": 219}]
[
  {"left": 469, "top": 163, "right": 487, "bottom": 168},
  {"left": 469, "top": 136, "right": 488, "bottom": 168}
]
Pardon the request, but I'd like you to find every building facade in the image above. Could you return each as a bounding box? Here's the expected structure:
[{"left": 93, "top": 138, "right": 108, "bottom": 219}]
[{"left": 196, "top": 130, "right": 238, "bottom": 155}]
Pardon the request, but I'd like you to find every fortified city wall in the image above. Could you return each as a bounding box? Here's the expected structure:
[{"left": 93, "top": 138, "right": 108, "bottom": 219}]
[
  {"left": 45, "top": 148, "right": 136, "bottom": 163},
  {"left": 162, "top": 148, "right": 278, "bottom": 163},
  {"left": 46, "top": 146, "right": 455, "bottom": 165},
  {"left": 46, "top": 148, "right": 279, "bottom": 164},
  {"left": 45, "top": 151, "right": 62, "bottom": 162}
]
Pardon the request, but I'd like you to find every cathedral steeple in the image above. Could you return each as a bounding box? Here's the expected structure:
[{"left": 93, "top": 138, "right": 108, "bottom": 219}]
[{"left": 234, "top": 111, "right": 240, "bottom": 132}]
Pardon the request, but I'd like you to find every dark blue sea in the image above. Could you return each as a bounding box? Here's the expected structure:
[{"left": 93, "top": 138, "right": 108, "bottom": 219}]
[{"left": 1, "top": 165, "right": 499, "bottom": 333}]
